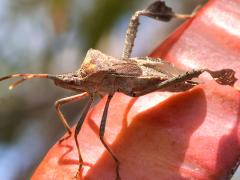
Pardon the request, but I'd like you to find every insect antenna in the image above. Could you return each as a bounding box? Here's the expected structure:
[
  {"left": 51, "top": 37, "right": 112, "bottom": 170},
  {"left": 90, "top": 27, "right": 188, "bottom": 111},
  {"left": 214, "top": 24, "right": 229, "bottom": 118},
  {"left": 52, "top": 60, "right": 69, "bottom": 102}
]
[{"left": 0, "top": 73, "right": 57, "bottom": 90}]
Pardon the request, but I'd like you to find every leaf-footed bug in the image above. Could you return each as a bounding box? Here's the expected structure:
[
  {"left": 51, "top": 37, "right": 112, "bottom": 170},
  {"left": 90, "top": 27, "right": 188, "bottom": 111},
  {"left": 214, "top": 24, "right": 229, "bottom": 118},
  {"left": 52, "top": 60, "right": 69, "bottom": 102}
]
[{"left": 0, "top": 1, "right": 237, "bottom": 180}]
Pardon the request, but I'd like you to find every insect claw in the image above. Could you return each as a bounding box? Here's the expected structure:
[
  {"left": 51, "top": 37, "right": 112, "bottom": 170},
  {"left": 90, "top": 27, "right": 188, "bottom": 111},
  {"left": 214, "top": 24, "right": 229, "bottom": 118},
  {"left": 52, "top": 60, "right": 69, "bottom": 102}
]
[{"left": 74, "top": 163, "right": 84, "bottom": 180}]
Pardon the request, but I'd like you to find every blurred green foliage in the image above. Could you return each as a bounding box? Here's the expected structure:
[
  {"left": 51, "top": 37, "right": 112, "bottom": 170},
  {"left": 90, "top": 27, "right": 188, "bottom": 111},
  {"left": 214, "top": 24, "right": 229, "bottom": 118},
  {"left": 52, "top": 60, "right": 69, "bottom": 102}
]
[{"left": 79, "top": 0, "right": 141, "bottom": 50}]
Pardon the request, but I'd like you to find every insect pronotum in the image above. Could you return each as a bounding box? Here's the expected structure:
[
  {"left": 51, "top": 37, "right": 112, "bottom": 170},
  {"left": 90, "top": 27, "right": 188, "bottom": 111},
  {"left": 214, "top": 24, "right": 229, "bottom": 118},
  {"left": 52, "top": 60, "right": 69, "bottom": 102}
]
[{"left": 0, "top": 1, "right": 237, "bottom": 180}]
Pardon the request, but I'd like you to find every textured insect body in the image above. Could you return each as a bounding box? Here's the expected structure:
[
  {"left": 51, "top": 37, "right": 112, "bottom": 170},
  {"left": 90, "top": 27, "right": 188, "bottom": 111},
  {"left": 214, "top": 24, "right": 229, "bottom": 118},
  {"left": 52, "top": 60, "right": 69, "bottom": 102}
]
[
  {"left": 53, "top": 49, "right": 236, "bottom": 97},
  {"left": 0, "top": 1, "right": 238, "bottom": 180},
  {"left": 52, "top": 49, "right": 169, "bottom": 95}
]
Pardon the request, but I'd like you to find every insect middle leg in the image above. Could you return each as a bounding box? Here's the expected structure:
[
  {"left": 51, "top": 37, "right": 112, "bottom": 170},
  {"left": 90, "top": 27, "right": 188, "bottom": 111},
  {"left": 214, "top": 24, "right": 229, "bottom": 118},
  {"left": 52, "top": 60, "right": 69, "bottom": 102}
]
[
  {"left": 54, "top": 92, "right": 88, "bottom": 143},
  {"left": 123, "top": 1, "right": 200, "bottom": 59},
  {"left": 99, "top": 94, "right": 120, "bottom": 180},
  {"left": 74, "top": 96, "right": 93, "bottom": 175}
]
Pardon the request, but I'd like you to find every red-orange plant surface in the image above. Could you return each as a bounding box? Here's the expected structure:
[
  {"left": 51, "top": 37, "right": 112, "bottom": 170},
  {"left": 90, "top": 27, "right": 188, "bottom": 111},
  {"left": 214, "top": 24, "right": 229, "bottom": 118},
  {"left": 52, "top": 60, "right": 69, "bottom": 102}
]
[{"left": 32, "top": 0, "right": 240, "bottom": 179}]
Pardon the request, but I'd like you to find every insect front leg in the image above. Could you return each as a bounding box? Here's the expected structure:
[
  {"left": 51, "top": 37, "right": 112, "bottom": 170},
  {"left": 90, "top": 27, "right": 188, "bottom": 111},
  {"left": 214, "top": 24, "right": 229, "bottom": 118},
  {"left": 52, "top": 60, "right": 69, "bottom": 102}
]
[
  {"left": 54, "top": 92, "right": 88, "bottom": 143},
  {"left": 123, "top": 1, "right": 200, "bottom": 59},
  {"left": 74, "top": 95, "right": 93, "bottom": 177},
  {"left": 99, "top": 94, "right": 120, "bottom": 180}
]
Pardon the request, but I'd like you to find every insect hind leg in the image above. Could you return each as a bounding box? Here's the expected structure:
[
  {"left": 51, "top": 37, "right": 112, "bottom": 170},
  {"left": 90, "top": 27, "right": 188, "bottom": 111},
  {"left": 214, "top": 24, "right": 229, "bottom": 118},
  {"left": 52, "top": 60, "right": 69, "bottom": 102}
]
[
  {"left": 130, "top": 69, "right": 237, "bottom": 97},
  {"left": 122, "top": 1, "right": 200, "bottom": 59}
]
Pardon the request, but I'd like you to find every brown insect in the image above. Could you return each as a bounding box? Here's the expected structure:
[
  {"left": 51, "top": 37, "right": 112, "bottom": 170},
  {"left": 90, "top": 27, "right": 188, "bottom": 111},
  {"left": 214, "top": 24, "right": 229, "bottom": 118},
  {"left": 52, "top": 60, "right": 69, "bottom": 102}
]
[{"left": 0, "top": 1, "right": 237, "bottom": 180}]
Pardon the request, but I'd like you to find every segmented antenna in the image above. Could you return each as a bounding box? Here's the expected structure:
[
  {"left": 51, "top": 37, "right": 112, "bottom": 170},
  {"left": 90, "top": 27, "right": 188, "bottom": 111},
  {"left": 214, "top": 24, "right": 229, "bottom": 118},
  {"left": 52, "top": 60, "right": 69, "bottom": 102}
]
[{"left": 0, "top": 74, "right": 57, "bottom": 90}]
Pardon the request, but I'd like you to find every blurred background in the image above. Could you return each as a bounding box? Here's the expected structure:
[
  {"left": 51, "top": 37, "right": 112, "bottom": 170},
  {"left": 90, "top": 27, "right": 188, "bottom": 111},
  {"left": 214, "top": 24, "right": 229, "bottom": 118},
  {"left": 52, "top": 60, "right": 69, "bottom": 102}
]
[{"left": 4, "top": 0, "right": 238, "bottom": 179}]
